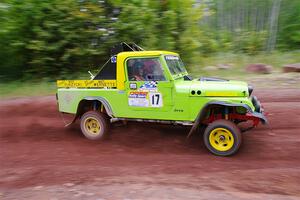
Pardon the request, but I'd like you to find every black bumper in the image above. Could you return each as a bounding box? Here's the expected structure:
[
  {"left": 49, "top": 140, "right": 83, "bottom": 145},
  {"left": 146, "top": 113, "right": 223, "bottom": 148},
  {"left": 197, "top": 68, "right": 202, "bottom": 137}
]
[{"left": 251, "top": 96, "right": 267, "bottom": 124}]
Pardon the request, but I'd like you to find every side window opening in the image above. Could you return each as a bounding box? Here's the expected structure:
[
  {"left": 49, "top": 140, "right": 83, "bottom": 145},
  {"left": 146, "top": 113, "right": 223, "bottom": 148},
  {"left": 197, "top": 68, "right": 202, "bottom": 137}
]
[
  {"left": 127, "top": 57, "right": 166, "bottom": 81},
  {"left": 93, "top": 57, "right": 116, "bottom": 80}
]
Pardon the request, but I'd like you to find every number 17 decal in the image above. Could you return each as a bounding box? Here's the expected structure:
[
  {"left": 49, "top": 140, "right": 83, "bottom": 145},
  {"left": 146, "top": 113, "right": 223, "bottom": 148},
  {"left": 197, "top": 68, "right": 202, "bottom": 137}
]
[{"left": 149, "top": 93, "right": 163, "bottom": 107}]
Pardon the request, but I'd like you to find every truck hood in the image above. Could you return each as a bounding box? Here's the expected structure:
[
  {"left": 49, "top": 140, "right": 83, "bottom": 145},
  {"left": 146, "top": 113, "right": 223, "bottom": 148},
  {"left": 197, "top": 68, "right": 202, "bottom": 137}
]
[
  {"left": 192, "top": 77, "right": 249, "bottom": 97},
  {"left": 174, "top": 77, "right": 249, "bottom": 97}
]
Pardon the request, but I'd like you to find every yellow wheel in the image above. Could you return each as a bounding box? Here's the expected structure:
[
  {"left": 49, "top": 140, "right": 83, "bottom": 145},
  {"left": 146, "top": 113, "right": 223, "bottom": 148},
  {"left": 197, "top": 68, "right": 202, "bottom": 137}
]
[
  {"left": 84, "top": 117, "right": 101, "bottom": 136},
  {"left": 209, "top": 128, "right": 234, "bottom": 152},
  {"left": 204, "top": 120, "right": 241, "bottom": 156},
  {"left": 80, "top": 111, "right": 109, "bottom": 140}
]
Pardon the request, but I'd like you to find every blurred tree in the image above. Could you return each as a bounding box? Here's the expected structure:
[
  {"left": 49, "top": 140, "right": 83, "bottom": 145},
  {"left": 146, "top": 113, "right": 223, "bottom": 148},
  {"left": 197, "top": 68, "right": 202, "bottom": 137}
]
[
  {"left": 0, "top": 0, "right": 299, "bottom": 80},
  {"left": 0, "top": 1, "right": 27, "bottom": 79},
  {"left": 202, "top": 0, "right": 300, "bottom": 53},
  {"left": 266, "top": 0, "right": 281, "bottom": 52},
  {"left": 172, "top": 0, "right": 203, "bottom": 64},
  {"left": 278, "top": 0, "right": 300, "bottom": 49},
  {"left": 203, "top": 0, "right": 284, "bottom": 53},
  {"left": 0, "top": 0, "right": 112, "bottom": 80},
  {"left": 109, "top": 0, "right": 158, "bottom": 49},
  {"left": 111, "top": 0, "right": 204, "bottom": 65}
]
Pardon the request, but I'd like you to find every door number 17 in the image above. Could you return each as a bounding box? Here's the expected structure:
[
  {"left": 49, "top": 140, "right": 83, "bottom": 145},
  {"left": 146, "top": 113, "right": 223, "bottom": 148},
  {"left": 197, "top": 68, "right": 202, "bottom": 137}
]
[{"left": 149, "top": 93, "right": 162, "bottom": 107}]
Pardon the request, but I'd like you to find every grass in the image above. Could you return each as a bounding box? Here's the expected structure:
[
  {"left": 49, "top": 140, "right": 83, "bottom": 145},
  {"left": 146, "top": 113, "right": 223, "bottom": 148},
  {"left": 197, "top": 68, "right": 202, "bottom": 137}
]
[
  {"left": 188, "top": 51, "right": 300, "bottom": 88},
  {"left": 189, "top": 51, "right": 300, "bottom": 78},
  {"left": 1, "top": 51, "right": 299, "bottom": 99},
  {"left": 0, "top": 81, "right": 56, "bottom": 99}
]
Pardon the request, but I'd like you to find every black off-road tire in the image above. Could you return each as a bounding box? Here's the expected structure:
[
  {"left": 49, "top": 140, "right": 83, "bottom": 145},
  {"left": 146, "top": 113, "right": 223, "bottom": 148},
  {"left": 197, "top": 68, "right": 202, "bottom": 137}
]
[
  {"left": 203, "top": 119, "right": 242, "bottom": 156},
  {"left": 80, "top": 111, "right": 110, "bottom": 140}
]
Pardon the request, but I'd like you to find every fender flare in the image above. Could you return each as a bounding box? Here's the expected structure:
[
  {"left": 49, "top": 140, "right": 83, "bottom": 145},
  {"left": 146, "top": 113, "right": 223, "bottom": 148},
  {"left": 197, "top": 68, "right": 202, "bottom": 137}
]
[
  {"left": 66, "top": 97, "right": 114, "bottom": 126},
  {"left": 81, "top": 96, "right": 114, "bottom": 117},
  {"left": 187, "top": 101, "right": 265, "bottom": 138}
]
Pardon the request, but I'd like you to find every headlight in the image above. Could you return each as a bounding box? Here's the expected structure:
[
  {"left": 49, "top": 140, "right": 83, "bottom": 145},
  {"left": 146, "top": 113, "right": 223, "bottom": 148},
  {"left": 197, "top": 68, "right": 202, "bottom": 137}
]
[{"left": 248, "top": 85, "right": 253, "bottom": 96}]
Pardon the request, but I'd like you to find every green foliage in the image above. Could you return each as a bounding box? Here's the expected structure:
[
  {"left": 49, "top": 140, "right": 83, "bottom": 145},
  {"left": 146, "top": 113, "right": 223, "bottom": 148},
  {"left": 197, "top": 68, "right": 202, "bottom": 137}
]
[
  {"left": 0, "top": 0, "right": 203, "bottom": 80},
  {"left": 111, "top": 1, "right": 158, "bottom": 48},
  {"left": 111, "top": 0, "right": 204, "bottom": 65},
  {"left": 278, "top": 0, "right": 300, "bottom": 49},
  {"left": 203, "top": 0, "right": 299, "bottom": 53},
  {"left": 232, "top": 31, "right": 268, "bottom": 54},
  {"left": 0, "top": 0, "right": 112, "bottom": 80},
  {"left": 0, "top": 0, "right": 299, "bottom": 81}
]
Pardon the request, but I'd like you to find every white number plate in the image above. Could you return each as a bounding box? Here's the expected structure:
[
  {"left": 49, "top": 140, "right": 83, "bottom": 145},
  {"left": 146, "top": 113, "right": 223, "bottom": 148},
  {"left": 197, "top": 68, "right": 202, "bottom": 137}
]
[{"left": 149, "top": 93, "right": 163, "bottom": 107}]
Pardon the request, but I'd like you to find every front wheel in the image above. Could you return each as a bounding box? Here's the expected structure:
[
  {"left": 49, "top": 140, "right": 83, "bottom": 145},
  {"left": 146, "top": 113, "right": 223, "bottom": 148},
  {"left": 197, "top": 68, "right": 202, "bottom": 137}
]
[
  {"left": 80, "top": 111, "right": 110, "bottom": 140},
  {"left": 203, "top": 119, "right": 242, "bottom": 156}
]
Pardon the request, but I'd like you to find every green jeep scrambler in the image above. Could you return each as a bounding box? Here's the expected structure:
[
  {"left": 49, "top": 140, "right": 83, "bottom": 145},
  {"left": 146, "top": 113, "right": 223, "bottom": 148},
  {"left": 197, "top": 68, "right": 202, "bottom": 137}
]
[{"left": 57, "top": 43, "right": 267, "bottom": 156}]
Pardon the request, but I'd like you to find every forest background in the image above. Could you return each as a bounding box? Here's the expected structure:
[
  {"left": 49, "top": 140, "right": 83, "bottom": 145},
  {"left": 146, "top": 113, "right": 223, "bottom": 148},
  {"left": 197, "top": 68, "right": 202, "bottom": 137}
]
[{"left": 0, "top": 0, "right": 299, "bottom": 96}]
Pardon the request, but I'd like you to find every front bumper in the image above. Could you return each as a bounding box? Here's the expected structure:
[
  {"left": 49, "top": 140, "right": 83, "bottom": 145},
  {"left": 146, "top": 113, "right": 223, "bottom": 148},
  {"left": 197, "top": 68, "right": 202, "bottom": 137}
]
[
  {"left": 251, "top": 96, "right": 268, "bottom": 124},
  {"left": 251, "top": 111, "right": 268, "bottom": 124}
]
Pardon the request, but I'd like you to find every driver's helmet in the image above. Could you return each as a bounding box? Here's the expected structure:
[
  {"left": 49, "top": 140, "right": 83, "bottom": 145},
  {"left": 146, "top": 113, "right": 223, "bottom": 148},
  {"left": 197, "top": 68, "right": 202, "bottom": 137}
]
[
  {"left": 143, "top": 60, "right": 156, "bottom": 74},
  {"left": 133, "top": 61, "right": 144, "bottom": 75}
]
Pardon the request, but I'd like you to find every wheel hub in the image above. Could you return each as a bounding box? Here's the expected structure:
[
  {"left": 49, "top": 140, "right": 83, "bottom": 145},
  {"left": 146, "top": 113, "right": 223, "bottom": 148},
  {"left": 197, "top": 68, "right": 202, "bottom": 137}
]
[
  {"left": 219, "top": 135, "right": 225, "bottom": 141},
  {"left": 84, "top": 117, "right": 101, "bottom": 135},
  {"left": 209, "top": 128, "right": 234, "bottom": 151}
]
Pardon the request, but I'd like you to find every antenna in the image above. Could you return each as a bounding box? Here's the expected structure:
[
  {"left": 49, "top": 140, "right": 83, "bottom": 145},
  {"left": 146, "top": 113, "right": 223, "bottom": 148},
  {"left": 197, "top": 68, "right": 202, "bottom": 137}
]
[
  {"left": 132, "top": 43, "right": 145, "bottom": 51},
  {"left": 88, "top": 71, "right": 95, "bottom": 80},
  {"left": 122, "top": 42, "right": 135, "bottom": 51}
]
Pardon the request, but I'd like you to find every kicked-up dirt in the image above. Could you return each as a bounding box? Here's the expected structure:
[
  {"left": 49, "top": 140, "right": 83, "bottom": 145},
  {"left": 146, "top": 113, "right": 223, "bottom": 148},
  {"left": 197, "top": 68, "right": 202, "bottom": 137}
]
[{"left": 0, "top": 89, "right": 300, "bottom": 200}]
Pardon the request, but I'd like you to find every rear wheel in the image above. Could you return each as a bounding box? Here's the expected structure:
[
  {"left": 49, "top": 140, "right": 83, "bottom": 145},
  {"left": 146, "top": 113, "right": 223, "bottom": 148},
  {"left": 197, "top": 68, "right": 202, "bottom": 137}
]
[
  {"left": 80, "top": 111, "right": 109, "bottom": 140},
  {"left": 203, "top": 119, "right": 242, "bottom": 156}
]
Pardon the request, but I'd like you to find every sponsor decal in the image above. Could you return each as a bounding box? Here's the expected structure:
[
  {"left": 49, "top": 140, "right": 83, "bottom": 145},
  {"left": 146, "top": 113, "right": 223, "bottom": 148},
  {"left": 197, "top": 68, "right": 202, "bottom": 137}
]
[
  {"left": 128, "top": 91, "right": 148, "bottom": 99},
  {"left": 165, "top": 55, "right": 179, "bottom": 60},
  {"left": 128, "top": 90, "right": 163, "bottom": 108},
  {"left": 129, "top": 83, "right": 137, "bottom": 90},
  {"left": 128, "top": 81, "right": 163, "bottom": 107},
  {"left": 128, "top": 91, "right": 149, "bottom": 107},
  {"left": 139, "top": 81, "right": 158, "bottom": 90},
  {"left": 57, "top": 80, "right": 116, "bottom": 88},
  {"left": 111, "top": 56, "right": 117, "bottom": 63}
]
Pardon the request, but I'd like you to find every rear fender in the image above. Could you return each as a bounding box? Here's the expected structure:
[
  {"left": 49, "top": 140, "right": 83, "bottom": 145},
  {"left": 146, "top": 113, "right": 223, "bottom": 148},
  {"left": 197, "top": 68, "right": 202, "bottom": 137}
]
[{"left": 67, "top": 97, "right": 113, "bottom": 126}]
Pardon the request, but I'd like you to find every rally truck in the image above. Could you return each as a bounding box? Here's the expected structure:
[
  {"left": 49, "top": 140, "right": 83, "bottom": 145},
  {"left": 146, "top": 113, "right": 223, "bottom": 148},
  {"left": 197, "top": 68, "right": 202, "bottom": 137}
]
[{"left": 57, "top": 43, "right": 267, "bottom": 156}]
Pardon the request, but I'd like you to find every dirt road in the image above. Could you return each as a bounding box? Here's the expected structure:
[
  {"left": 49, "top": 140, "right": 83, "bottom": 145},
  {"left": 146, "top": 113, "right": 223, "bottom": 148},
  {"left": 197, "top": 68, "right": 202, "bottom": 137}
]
[{"left": 0, "top": 89, "right": 300, "bottom": 200}]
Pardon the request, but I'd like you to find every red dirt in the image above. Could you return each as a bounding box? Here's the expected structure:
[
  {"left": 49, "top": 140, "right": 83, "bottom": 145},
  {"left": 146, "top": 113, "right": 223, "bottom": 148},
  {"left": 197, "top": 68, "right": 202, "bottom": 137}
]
[{"left": 0, "top": 89, "right": 300, "bottom": 199}]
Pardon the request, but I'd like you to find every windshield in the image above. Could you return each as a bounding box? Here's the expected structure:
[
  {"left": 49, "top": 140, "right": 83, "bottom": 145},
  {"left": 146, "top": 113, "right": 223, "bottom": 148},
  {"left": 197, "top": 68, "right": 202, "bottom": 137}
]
[{"left": 165, "top": 55, "right": 187, "bottom": 76}]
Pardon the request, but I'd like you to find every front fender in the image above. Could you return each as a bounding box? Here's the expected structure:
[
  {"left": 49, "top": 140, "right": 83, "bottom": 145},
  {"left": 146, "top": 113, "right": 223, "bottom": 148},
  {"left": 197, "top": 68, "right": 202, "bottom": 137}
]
[{"left": 187, "top": 101, "right": 267, "bottom": 138}]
